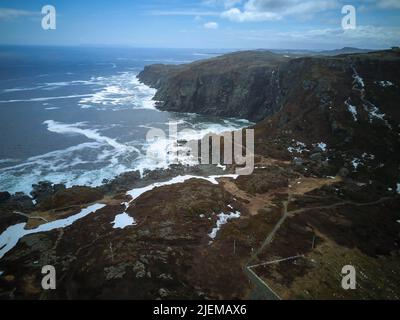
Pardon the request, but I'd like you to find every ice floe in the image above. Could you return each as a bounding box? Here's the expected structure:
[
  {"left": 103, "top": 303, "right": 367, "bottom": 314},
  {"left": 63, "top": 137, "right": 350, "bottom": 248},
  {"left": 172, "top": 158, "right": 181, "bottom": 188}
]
[{"left": 0, "top": 203, "right": 105, "bottom": 259}]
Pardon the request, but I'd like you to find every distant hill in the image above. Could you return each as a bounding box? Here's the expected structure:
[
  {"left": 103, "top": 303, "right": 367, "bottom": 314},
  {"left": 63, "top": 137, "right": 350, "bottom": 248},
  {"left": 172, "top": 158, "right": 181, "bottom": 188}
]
[{"left": 317, "top": 47, "right": 374, "bottom": 56}]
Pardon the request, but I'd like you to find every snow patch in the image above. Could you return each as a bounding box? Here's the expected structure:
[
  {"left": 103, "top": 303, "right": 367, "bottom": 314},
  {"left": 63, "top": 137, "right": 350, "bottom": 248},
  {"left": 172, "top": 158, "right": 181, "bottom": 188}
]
[
  {"left": 345, "top": 99, "right": 358, "bottom": 121},
  {"left": 352, "top": 158, "right": 362, "bottom": 171},
  {"left": 216, "top": 163, "right": 227, "bottom": 171},
  {"left": 376, "top": 80, "right": 395, "bottom": 87},
  {"left": 317, "top": 142, "right": 327, "bottom": 152},
  {"left": 209, "top": 211, "right": 241, "bottom": 240},
  {"left": 0, "top": 203, "right": 105, "bottom": 259},
  {"left": 288, "top": 141, "right": 308, "bottom": 154},
  {"left": 112, "top": 212, "right": 136, "bottom": 229},
  {"left": 123, "top": 174, "right": 240, "bottom": 227}
]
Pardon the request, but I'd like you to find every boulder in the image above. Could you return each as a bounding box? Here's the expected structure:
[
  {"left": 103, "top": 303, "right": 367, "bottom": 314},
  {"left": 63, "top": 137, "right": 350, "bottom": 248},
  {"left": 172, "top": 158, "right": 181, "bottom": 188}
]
[
  {"left": 0, "top": 191, "right": 11, "bottom": 203},
  {"left": 338, "top": 167, "right": 350, "bottom": 177}
]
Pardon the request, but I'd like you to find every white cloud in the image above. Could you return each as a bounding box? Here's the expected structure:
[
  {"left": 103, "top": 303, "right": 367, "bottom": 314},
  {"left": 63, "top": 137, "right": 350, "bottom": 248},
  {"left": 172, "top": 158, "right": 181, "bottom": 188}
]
[
  {"left": 376, "top": 0, "right": 400, "bottom": 9},
  {"left": 204, "top": 21, "right": 219, "bottom": 29},
  {"left": 0, "top": 7, "right": 39, "bottom": 20},
  {"left": 203, "top": 0, "right": 243, "bottom": 9},
  {"left": 221, "top": 7, "right": 281, "bottom": 21},
  {"left": 233, "top": 25, "right": 400, "bottom": 49},
  {"left": 221, "top": 0, "right": 339, "bottom": 22},
  {"left": 147, "top": 10, "right": 219, "bottom": 16}
]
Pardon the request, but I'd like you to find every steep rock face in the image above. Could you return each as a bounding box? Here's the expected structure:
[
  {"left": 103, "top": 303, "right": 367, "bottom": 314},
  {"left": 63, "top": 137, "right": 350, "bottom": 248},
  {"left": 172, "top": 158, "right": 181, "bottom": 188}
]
[
  {"left": 138, "top": 51, "right": 289, "bottom": 121},
  {"left": 256, "top": 50, "right": 400, "bottom": 186},
  {"left": 139, "top": 49, "right": 400, "bottom": 186}
]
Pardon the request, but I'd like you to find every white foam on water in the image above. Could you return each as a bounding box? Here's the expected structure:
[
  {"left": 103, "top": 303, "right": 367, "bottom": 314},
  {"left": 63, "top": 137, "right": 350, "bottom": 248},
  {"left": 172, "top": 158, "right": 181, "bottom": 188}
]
[
  {"left": 136, "top": 119, "right": 249, "bottom": 174},
  {"left": 0, "top": 203, "right": 105, "bottom": 259},
  {"left": 0, "top": 94, "right": 92, "bottom": 104},
  {"left": 0, "top": 112, "right": 249, "bottom": 194},
  {"left": 112, "top": 212, "right": 136, "bottom": 229},
  {"left": 1, "top": 79, "right": 96, "bottom": 94},
  {"left": 0, "top": 69, "right": 251, "bottom": 195},
  {"left": 0, "top": 159, "right": 19, "bottom": 165},
  {"left": 43, "top": 120, "right": 140, "bottom": 154},
  {"left": 78, "top": 72, "right": 158, "bottom": 111}
]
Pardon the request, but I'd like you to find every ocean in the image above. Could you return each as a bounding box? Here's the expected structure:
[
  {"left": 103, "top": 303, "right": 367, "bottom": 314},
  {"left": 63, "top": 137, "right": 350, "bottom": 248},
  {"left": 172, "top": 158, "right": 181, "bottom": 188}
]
[{"left": 0, "top": 46, "right": 249, "bottom": 195}]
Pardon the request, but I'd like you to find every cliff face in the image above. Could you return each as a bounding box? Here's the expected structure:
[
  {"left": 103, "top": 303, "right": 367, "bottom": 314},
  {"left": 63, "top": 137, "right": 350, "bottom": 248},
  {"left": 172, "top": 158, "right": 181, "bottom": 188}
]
[
  {"left": 139, "top": 51, "right": 289, "bottom": 121},
  {"left": 139, "top": 49, "right": 400, "bottom": 186}
]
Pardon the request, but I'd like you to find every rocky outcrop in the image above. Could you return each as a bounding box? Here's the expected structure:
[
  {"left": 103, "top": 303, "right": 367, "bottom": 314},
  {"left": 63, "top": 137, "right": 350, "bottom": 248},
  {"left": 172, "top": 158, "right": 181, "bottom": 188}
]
[
  {"left": 140, "top": 49, "right": 400, "bottom": 186},
  {"left": 139, "top": 51, "right": 289, "bottom": 121}
]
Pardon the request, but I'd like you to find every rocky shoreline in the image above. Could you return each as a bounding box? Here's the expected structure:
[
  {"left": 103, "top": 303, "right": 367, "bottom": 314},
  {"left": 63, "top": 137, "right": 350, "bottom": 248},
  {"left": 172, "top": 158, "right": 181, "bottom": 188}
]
[{"left": 1, "top": 48, "right": 400, "bottom": 299}]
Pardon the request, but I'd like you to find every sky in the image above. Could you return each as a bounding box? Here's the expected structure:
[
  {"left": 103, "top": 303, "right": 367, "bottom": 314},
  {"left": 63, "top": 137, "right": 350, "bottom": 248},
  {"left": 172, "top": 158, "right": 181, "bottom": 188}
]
[{"left": 0, "top": 0, "right": 399, "bottom": 50}]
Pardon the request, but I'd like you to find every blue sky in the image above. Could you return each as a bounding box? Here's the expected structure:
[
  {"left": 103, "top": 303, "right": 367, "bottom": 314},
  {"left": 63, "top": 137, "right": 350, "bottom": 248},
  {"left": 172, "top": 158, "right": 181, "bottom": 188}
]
[{"left": 0, "top": 0, "right": 399, "bottom": 49}]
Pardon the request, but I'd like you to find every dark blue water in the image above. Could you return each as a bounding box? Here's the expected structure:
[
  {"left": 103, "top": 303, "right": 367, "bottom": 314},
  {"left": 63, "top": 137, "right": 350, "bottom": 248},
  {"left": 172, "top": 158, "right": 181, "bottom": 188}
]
[{"left": 0, "top": 46, "right": 248, "bottom": 194}]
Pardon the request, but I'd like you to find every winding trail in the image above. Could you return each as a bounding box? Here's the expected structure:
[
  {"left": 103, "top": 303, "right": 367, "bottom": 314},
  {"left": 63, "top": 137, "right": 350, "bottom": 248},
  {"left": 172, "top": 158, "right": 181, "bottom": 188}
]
[{"left": 238, "top": 168, "right": 398, "bottom": 300}]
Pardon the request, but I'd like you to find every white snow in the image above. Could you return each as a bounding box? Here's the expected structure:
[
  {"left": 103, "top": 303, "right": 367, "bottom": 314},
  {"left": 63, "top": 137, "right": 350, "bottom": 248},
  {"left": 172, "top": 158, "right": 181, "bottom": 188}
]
[
  {"left": 209, "top": 211, "right": 241, "bottom": 240},
  {"left": 216, "top": 163, "right": 227, "bottom": 171},
  {"left": 112, "top": 212, "right": 136, "bottom": 229},
  {"left": 377, "top": 80, "right": 395, "bottom": 87},
  {"left": 288, "top": 141, "right": 308, "bottom": 154},
  {"left": 345, "top": 99, "right": 358, "bottom": 121},
  {"left": 362, "top": 153, "right": 375, "bottom": 160},
  {"left": 127, "top": 174, "right": 238, "bottom": 202},
  {"left": 122, "top": 174, "right": 239, "bottom": 230},
  {"left": 317, "top": 142, "right": 327, "bottom": 152},
  {"left": 363, "top": 103, "right": 391, "bottom": 129},
  {"left": 352, "top": 158, "right": 362, "bottom": 171},
  {"left": 0, "top": 203, "right": 105, "bottom": 260},
  {"left": 397, "top": 183, "right": 400, "bottom": 194},
  {"left": 352, "top": 69, "right": 365, "bottom": 88}
]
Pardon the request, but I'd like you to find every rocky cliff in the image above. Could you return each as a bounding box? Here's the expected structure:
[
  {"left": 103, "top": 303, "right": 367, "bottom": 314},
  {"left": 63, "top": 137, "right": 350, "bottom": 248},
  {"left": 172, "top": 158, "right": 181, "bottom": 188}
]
[
  {"left": 1, "top": 49, "right": 400, "bottom": 300},
  {"left": 140, "top": 49, "right": 400, "bottom": 186},
  {"left": 138, "top": 51, "right": 290, "bottom": 121}
]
